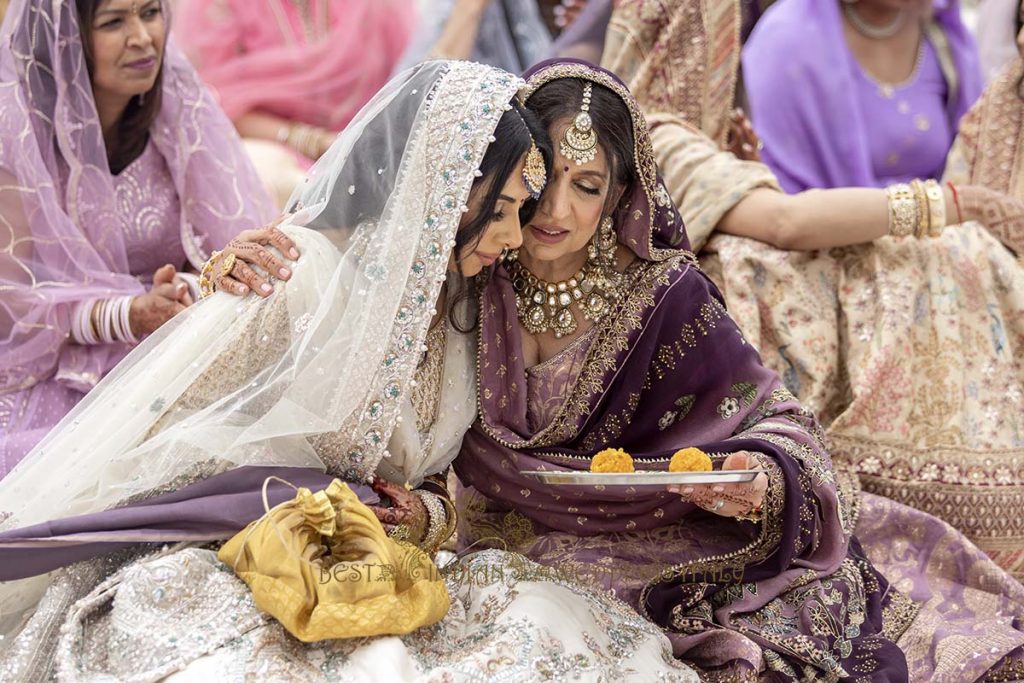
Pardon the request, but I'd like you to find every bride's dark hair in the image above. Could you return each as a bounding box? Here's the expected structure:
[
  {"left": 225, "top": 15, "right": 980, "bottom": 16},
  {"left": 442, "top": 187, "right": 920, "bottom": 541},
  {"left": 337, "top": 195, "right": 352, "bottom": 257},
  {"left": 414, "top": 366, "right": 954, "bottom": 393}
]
[{"left": 448, "top": 98, "right": 551, "bottom": 332}]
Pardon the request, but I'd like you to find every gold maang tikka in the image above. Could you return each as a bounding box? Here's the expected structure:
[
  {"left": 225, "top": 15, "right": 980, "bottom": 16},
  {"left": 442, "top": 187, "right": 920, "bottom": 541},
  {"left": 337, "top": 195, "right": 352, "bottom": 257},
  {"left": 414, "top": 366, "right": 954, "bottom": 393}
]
[{"left": 560, "top": 82, "right": 598, "bottom": 166}]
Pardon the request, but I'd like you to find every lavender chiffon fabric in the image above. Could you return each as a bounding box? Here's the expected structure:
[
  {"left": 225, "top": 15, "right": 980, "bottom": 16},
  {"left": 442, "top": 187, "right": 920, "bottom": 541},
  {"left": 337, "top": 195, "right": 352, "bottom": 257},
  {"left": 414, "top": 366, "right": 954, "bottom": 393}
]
[
  {"left": 0, "top": 467, "right": 374, "bottom": 581},
  {"left": 742, "top": 0, "right": 981, "bottom": 191}
]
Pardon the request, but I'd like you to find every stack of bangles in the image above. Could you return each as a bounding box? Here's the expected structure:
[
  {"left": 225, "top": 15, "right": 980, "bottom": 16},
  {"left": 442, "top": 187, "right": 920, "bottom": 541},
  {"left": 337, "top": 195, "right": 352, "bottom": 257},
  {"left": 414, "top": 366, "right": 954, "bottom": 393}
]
[
  {"left": 199, "top": 250, "right": 237, "bottom": 299},
  {"left": 412, "top": 490, "right": 457, "bottom": 555},
  {"left": 885, "top": 178, "right": 956, "bottom": 238},
  {"left": 277, "top": 122, "right": 329, "bottom": 160},
  {"left": 71, "top": 296, "right": 138, "bottom": 345}
]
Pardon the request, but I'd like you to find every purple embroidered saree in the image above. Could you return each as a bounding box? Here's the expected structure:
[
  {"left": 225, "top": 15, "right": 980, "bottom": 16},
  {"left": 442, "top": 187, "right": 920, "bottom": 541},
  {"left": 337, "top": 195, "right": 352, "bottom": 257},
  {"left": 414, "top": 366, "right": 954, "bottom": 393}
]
[{"left": 455, "top": 60, "right": 911, "bottom": 681}]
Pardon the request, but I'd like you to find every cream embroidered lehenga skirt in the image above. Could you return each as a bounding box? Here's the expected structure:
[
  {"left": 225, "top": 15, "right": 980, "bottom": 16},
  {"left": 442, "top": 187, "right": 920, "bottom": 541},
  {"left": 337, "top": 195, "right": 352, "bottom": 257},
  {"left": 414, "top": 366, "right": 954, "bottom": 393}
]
[{"left": 701, "top": 224, "right": 1024, "bottom": 576}]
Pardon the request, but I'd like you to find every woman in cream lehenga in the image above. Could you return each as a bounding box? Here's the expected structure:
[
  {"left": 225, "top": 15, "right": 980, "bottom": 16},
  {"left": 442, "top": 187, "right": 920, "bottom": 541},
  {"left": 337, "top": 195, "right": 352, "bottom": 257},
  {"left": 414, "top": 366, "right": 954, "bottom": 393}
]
[{"left": 0, "top": 57, "right": 698, "bottom": 681}]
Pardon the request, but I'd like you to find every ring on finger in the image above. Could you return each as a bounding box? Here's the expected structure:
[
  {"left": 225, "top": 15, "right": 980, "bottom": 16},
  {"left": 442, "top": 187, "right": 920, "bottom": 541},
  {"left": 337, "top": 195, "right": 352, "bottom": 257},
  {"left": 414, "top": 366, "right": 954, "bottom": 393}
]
[{"left": 219, "top": 253, "right": 237, "bottom": 277}]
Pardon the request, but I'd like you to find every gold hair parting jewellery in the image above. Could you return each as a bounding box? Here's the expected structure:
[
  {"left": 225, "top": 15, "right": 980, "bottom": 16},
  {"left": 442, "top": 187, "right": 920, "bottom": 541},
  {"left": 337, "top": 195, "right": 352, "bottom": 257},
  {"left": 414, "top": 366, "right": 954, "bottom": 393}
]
[
  {"left": 560, "top": 82, "right": 598, "bottom": 166},
  {"left": 523, "top": 141, "right": 547, "bottom": 200}
]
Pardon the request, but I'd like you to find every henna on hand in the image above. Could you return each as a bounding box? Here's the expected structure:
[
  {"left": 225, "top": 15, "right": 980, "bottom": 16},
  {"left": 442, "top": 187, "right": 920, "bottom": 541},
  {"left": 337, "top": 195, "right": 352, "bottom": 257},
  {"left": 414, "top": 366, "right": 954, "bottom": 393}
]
[
  {"left": 215, "top": 218, "right": 299, "bottom": 297},
  {"left": 368, "top": 478, "right": 429, "bottom": 544},
  {"left": 668, "top": 451, "right": 768, "bottom": 518},
  {"left": 958, "top": 185, "right": 1024, "bottom": 255},
  {"left": 726, "top": 109, "right": 762, "bottom": 162}
]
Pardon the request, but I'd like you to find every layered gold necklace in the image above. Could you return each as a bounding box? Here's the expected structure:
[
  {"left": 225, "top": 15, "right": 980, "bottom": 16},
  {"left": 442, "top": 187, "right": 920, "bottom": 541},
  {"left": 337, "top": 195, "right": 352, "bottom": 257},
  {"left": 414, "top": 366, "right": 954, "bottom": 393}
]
[{"left": 507, "top": 218, "right": 623, "bottom": 339}]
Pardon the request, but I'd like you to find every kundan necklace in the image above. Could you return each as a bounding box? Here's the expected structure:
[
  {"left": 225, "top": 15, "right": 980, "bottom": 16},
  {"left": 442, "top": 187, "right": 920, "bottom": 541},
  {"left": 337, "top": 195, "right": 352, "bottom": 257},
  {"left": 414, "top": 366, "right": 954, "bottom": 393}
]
[
  {"left": 507, "top": 217, "right": 623, "bottom": 339},
  {"left": 842, "top": 3, "right": 906, "bottom": 40}
]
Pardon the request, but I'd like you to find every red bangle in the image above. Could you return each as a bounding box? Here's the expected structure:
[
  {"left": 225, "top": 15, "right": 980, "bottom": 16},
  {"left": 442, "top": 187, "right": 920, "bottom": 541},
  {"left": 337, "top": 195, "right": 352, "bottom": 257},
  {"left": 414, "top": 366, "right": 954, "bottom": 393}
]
[{"left": 946, "top": 181, "right": 964, "bottom": 225}]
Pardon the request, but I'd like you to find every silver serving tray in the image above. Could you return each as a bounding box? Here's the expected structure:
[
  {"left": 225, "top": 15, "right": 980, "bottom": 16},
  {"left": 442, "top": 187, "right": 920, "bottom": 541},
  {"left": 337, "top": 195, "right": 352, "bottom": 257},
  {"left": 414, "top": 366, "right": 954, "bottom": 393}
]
[{"left": 520, "top": 470, "right": 760, "bottom": 486}]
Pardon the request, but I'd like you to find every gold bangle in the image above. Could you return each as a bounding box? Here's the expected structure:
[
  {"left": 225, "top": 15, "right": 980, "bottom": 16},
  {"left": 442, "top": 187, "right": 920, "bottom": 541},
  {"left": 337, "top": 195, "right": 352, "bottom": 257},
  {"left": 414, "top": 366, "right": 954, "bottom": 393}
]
[
  {"left": 886, "top": 183, "right": 917, "bottom": 237},
  {"left": 436, "top": 494, "right": 457, "bottom": 542},
  {"left": 923, "top": 179, "right": 946, "bottom": 237},
  {"left": 414, "top": 491, "right": 448, "bottom": 555},
  {"left": 909, "top": 179, "right": 929, "bottom": 238},
  {"left": 199, "top": 250, "right": 220, "bottom": 299}
]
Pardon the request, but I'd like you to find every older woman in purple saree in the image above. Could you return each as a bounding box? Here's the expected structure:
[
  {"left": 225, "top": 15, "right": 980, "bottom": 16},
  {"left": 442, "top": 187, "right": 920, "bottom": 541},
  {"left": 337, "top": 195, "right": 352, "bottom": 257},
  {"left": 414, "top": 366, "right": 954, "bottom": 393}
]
[
  {"left": 455, "top": 59, "right": 1024, "bottom": 682},
  {"left": 454, "top": 59, "right": 907, "bottom": 681}
]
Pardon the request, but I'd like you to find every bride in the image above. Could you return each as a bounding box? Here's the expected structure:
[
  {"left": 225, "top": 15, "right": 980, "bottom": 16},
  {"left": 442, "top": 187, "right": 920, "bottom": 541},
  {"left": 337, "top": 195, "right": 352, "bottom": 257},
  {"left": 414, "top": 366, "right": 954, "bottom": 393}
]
[{"left": 0, "top": 59, "right": 697, "bottom": 681}]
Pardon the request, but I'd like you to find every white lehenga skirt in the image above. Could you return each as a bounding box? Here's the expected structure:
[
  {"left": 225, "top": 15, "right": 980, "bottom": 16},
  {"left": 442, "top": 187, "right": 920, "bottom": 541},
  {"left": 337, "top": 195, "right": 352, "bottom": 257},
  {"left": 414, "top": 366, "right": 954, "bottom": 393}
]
[{"left": 54, "top": 548, "right": 698, "bottom": 682}]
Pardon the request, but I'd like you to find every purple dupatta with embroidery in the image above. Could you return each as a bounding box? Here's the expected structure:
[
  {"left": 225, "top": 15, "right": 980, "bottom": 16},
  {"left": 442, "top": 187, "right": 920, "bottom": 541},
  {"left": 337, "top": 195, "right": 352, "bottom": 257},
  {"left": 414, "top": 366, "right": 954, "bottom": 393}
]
[{"left": 454, "top": 59, "right": 909, "bottom": 681}]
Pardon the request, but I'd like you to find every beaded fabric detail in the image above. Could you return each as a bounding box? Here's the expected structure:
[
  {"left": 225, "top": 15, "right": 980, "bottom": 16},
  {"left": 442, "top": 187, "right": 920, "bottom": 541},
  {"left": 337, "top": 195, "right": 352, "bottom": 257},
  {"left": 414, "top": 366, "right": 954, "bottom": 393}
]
[
  {"left": 412, "top": 322, "right": 448, "bottom": 439},
  {"left": 321, "top": 63, "right": 522, "bottom": 482}
]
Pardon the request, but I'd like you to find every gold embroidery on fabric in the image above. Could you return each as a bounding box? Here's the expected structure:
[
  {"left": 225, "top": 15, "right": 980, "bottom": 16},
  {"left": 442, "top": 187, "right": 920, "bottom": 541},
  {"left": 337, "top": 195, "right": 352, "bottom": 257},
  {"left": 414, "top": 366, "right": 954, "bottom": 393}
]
[{"left": 412, "top": 322, "right": 447, "bottom": 436}]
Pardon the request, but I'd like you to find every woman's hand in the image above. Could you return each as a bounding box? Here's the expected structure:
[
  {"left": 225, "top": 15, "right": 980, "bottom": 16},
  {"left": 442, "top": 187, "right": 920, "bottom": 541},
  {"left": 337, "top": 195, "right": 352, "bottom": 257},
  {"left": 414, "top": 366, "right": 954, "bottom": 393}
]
[
  {"left": 667, "top": 451, "right": 768, "bottom": 518},
  {"left": 213, "top": 216, "right": 300, "bottom": 297},
  {"left": 725, "top": 108, "right": 763, "bottom": 162},
  {"left": 554, "top": 0, "right": 587, "bottom": 29},
  {"left": 367, "top": 478, "right": 429, "bottom": 544},
  {"left": 129, "top": 264, "right": 191, "bottom": 337}
]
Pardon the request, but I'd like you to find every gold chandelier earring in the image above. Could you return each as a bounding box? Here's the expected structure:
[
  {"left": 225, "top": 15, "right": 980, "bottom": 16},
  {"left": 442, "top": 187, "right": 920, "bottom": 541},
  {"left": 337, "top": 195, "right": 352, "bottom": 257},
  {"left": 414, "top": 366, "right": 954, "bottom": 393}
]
[{"left": 588, "top": 216, "right": 617, "bottom": 268}]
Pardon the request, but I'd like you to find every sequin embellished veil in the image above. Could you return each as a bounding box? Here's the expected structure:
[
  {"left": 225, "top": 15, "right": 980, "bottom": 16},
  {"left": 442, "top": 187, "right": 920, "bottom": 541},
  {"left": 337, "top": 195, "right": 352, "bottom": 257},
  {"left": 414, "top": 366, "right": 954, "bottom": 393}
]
[{"left": 0, "top": 60, "right": 523, "bottom": 635}]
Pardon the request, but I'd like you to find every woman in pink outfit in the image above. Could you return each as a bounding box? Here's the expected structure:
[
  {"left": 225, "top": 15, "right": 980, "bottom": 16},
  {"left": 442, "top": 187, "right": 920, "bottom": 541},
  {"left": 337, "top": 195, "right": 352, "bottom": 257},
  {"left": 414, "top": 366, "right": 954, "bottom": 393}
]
[{"left": 177, "top": 0, "right": 416, "bottom": 204}]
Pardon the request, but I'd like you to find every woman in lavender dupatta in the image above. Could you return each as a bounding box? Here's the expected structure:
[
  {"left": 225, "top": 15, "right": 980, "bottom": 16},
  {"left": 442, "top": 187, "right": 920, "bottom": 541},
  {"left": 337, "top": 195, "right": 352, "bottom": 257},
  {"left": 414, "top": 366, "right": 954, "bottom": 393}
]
[
  {"left": 0, "top": 0, "right": 275, "bottom": 473},
  {"left": 743, "top": 0, "right": 981, "bottom": 192}
]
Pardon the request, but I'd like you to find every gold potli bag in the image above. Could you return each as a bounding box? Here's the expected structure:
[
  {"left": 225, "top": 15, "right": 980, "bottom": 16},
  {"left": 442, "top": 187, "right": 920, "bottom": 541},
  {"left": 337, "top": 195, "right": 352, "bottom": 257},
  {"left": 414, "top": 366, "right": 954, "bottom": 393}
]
[{"left": 218, "top": 477, "right": 450, "bottom": 642}]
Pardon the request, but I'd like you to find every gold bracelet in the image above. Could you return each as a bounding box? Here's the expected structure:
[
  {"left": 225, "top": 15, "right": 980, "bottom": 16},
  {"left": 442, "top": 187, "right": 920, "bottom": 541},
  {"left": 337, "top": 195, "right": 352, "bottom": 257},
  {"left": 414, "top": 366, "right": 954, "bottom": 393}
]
[
  {"left": 436, "top": 494, "right": 457, "bottom": 543},
  {"left": 199, "top": 250, "right": 220, "bottom": 299},
  {"left": 735, "top": 507, "right": 763, "bottom": 524},
  {"left": 909, "top": 179, "right": 929, "bottom": 238},
  {"left": 923, "top": 179, "right": 946, "bottom": 237},
  {"left": 886, "top": 183, "right": 917, "bottom": 237},
  {"left": 414, "top": 491, "right": 448, "bottom": 555}
]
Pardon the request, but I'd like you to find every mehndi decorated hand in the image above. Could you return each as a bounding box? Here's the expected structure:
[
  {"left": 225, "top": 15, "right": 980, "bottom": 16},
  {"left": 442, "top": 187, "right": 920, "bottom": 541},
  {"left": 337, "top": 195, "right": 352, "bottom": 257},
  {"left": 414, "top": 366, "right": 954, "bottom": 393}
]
[
  {"left": 667, "top": 451, "right": 768, "bottom": 520},
  {"left": 725, "top": 108, "right": 763, "bottom": 162},
  {"left": 211, "top": 215, "right": 300, "bottom": 297},
  {"left": 128, "top": 264, "right": 191, "bottom": 336},
  {"left": 367, "top": 477, "right": 429, "bottom": 545}
]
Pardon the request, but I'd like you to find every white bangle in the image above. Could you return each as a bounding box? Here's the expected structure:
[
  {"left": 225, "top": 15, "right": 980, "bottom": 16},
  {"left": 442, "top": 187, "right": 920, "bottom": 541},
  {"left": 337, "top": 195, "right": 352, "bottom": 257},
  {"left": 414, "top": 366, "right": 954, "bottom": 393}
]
[
  {"left": 95, "top": 299, "right": 111, "bottom": 344},
  {"left": 115, "top": 296, "right": 138, "bottom": 344},
  {"left": 71, "top": 299, "right": 99, "bottom": 345}
]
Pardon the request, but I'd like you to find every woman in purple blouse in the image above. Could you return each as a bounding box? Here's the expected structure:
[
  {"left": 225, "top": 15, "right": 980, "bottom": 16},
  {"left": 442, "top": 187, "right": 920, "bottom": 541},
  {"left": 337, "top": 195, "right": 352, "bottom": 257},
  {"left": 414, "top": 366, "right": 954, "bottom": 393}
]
[{"left": 742, "top": 0, "right": 982, "bottom": 192}]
